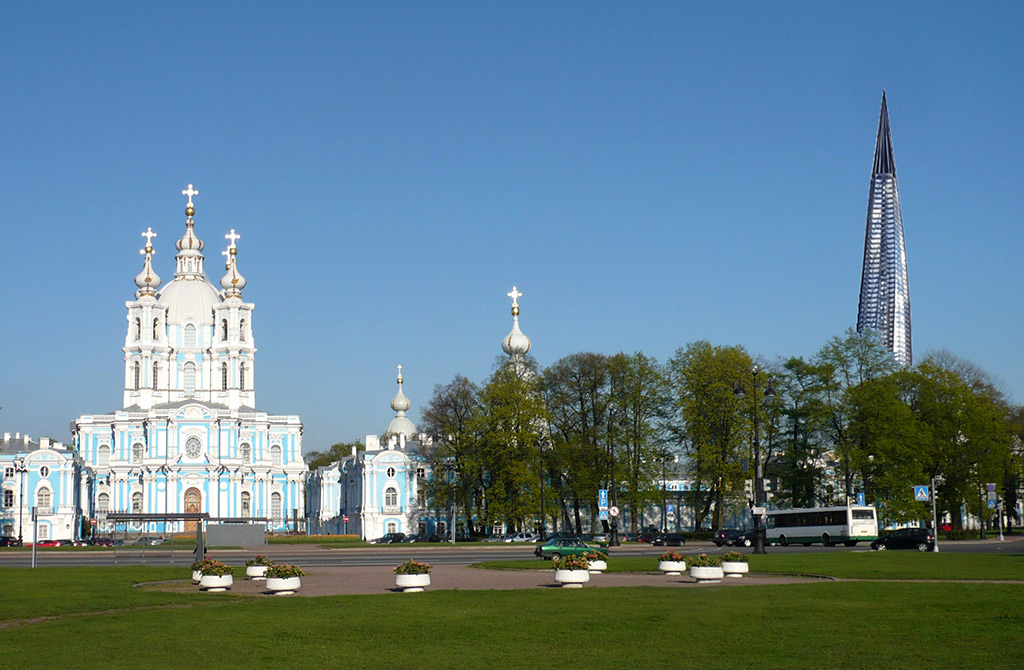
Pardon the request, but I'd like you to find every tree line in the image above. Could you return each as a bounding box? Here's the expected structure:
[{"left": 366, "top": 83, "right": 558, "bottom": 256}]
[{"left": 320, "top": 329, "right": 1024, "bottom": 534}]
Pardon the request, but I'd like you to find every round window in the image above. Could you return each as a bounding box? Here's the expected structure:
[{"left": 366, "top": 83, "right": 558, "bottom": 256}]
[
  {"left": 387, "top": 467, "right": 396, "bottom": 478},
  {"left": 185, "top": 437, "right": 202, "bottom": 458}
]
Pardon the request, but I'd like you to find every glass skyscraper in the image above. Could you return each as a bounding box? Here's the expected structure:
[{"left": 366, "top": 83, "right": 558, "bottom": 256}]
[{"left": 857, "top": 92, "right": 912, "bottom": 366}]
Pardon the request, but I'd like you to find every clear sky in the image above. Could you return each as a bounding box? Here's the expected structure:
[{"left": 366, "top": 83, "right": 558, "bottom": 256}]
[{"left": 2, "top": 2, "right": 1022, "bottom": 453}]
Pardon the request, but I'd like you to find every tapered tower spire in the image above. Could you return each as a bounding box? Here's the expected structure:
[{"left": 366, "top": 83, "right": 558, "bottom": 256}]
[{"left": 857, "top": 91, "right": 912, "bottom": 366}]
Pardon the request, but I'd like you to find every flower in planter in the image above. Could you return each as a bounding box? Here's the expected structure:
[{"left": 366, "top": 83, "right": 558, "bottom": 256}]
[
  {"left": 658, "top": 550, "right": 686, "bottom": 563},
  {"left": 554, "top": 554, "right": 590, "bottom": 571},
  {"left": 689, "top": 553, "right": 722, "bottom": 568},
  {"left": 199, "top": 560, "right": 234, "bottom": 576},
  {"left": 191, "top": 558, "right": 217, "bottom": 572},
  {"left": 245, "top": 554, "right": 273, "bottom": 567},
  {"left": 393, "top": 559, "right": 432, "bottom": 575},
  {"left": 265, "top": 563, "right": 305, "bottom": 579},
  {"left": 585, "top": 550, "right": 606, "bottom": 562},
  {"left": 722, "top": 551, "right": 749, "bottom": 563}
]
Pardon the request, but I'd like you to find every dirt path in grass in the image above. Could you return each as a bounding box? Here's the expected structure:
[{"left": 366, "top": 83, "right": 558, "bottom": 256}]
[{"left": 166, "top": 565, "right": 826, "bottom": 597}]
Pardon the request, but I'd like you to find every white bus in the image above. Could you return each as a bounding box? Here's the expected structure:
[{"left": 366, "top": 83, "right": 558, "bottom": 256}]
[{"left": 766, "top": 506, "right": 878, "bottom": 547}]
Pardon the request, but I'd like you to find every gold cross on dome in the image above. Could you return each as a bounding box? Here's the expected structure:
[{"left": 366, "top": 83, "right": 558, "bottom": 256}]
[{"left": 181, "top": 184, "right": 199, "bottom": 206}]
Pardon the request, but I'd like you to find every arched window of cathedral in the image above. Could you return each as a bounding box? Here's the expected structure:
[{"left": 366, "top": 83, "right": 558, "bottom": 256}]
[
  {"left": 221, "top": 319, "right": 228, "bottom": 341},
  {"left": 221, "top": 362, "right": 228, "bottom": 391},
  {"left": 241, "top": 491, "right": 251, "bottom": 517},
  {"left": 241, "top": 443, "right": 251, "bottom": 464},
  {"left": 240, "top": 363, "right": 247, "bottom": 390},
  {"left": 97, "top": 492, "right": 109, "bottom": 512},
  {"left": 271, "top": 492, "right": 282, "bottom": 523},
  {"left": 270, "top": 445, "right": 282, "bottom": 466},
  {"left": 387, "top": 521, "right": 398, "bottom": 534},
  {"left": 152, "top": 362, "right": 159, "bottom": 390},
  {"left": 239, "top": 319, "right": 246, "bottom": 342},
  {"left": 98, "top": 445, "right": 110, "bottom": 466},
  {"left": 384, "top": 487, "right": 398, "bottom": 507},
  {"left": 134, "top": 362, "right": 141, "bottom": 390},
  {"left": 37, "top": 487, "right": 51, "bottom": 510},
  {"left": 131, "top": 443, "right": 143, "bottom": 464},
  {"left": 132, "top": 491, "right": 143, "bottom": 514},
  {"left": 135, "top": 317, "right": 141, "bottom": 340},
  {"left": 184, "top": 362, "right": 196, "bottom": 396},
  {"left": 153, "top": 318, "right": 159, "bottom": 340},
  {"left": 184, "top": 323, "right": 196, "bottom": 348}
]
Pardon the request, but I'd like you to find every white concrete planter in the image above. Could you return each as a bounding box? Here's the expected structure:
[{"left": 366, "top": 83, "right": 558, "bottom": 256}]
[
  {"left": 658, "top": 560, "right": 687, "bottom": 576},
  {"left": 199, "top": 574, "right": 234, "bottom": 592},
  {"left": 266, "top": 576, "right": 301, "bottom": 595},
  {"left": 192, "top": 570, "right": 202, "bottom": 584},
  {"left": 722, "top": 561, "right": 749, "bottom": 578},
  {"left": 690, "top": 566, "right": 724, "bottom": 583},
  {"left": 588, "top": 559, "right": 607, "bottom": 574},
  {"left": 395, "top": 573, "right": 431, "bottom": 592},
  {"left": 554, "top": 569, "right": 591, "bottom": 588},
  {"left": 246, "top": 565, "right": 269, "bottom": 580}
]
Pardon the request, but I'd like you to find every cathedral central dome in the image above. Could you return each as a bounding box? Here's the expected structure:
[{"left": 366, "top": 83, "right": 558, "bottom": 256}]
[{"left": 158, "top": 276, "right": 221, "bottom": 325}]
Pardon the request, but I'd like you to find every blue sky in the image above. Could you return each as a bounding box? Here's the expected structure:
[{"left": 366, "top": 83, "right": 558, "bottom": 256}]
[{"left": 2, "top": 3, "right": 1022, "bottom": 452}]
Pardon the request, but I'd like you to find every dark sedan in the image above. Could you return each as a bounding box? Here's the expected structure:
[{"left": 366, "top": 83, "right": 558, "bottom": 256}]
[
  {"left": 712, "top": 528, "right": 746, "bottom": 547},
  {"left": 651, "top": 533, "right": 686, "bottom": 547},
  {"left": 871, "top": 527, "right": 935, "bottom": 552}
]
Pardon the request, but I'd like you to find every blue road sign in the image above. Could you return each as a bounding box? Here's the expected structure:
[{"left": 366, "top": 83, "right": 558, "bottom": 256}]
[
  {"left": 914, "top": 485, "right": 930, "bottom": 502},
  {"left": 857, "top": 492, "right": 865, "bottom": 506},
  {"left": 598, "top": 509, "right": 609, "bottom": 521},
  {"left": 987, "top": 500, "right": 997, "bottom": 509},
  {"left": 667, "top": 504, "right": 674, "bottom": 513},
  {"left": 598, "top": 489, "right": 608, "bottom": 509}
]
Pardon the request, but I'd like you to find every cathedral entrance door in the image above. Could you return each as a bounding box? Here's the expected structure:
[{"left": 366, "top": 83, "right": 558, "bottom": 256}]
[{"left": 184, "top": 488, "right": 201, "bottom": 533}]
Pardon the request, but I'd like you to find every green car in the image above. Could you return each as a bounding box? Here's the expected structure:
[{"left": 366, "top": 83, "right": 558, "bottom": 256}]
[{"left": 534, "top": 538, "right": 608, "bottom": 561}]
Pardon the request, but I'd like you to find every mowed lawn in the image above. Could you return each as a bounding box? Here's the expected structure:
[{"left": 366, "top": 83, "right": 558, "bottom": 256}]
[{"left": 1, "top": 556, "right": 1022, "bottom": 668}]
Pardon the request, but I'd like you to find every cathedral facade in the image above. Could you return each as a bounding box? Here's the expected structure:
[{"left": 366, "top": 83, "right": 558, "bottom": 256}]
[{"left": 72, "top": 185, "right": 306, "bottom": 535}]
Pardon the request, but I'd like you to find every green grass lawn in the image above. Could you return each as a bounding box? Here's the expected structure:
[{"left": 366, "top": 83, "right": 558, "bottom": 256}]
[
  {"left": 478, "top": 551, "right": 1024, "bottom": 580},
  {"left": 1, "top": 559, "right": 1022, "bottom": 668}
]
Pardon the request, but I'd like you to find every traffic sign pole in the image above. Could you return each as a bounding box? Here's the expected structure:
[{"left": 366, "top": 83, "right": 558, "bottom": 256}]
[{"left": 931, "top": 477, "right": 940, "bottom": 553}]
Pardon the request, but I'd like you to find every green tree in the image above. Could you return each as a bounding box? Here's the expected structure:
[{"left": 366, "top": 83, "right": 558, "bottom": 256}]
[
  {"left": 477, "top": 359, "right": 549, "bottom": 531},
  {"left": 542, "top": 352, "right": 610, "bottom": 534},
  {"left": 771, "top": 357, "right": 830, "bottom": 508},
  {"left": 813, "top": 328, "right": 898, "bottom": 500},
  {"left": 305, "top": 441, "right": 363, "bottom": 470},
  {"left": 608, "top": 351, "right": 670, "bottom": 533},
  {"left": 667, "top": 341, "right": 752, "bottom": 530},
  {"left": 420, "top": 374, "right": 484, "bottom": 536}
]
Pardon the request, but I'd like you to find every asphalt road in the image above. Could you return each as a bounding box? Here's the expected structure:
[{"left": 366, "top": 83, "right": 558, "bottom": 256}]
[{"left": 1, "top": 535, "right": 1020, "bottom": 568}]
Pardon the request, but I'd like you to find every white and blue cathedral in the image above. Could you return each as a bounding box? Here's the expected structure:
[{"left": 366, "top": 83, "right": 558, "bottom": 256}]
[{"left": 70, "top": 185, "right": 306, "bottom": 535}]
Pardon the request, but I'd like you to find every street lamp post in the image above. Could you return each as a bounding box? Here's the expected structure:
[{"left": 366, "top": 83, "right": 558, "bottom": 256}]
[
  {"left": 608, "top": 404, "right": 620, "bottom": 547},
  {"left": 537, "top": 438, "right": 549, "bottom": 541},
  {"left": 661, "top": 454, "right": 668, "bottom": 533},
  {"left": 15, "top": 458, "right": 28, "bottom": 546},
  {"left": 736, "top": 364, "right": 773, "bottom": 555}
]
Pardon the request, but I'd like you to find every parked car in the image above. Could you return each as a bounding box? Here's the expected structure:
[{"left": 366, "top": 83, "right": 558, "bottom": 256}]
[
  {"left": 534, "top": 537, "right": 608, "bottom": 561},
  {"left": 712, "top": 528, "right": 746, "bottom": 547},
  {"left": 505, "top": 532, "right": 538, "bottom": 543},
  {"left": 400, "top": 534, "right": 424, "bottom": 543},
  {"left": 545, "top": 531, "right": 578, "bottom": 542},
  {"left": 732, "top": 530, "right": 757, "bottom": 547},
  {"left": 484, "top": 534, "right": 508, "bottom": 542},
  {"left": 35, "top": 539, "right": 61, "bottom": 547},
  {"left": 652, "top": 533, "right": 686, "bottom": 547},
  {"left": 871, "top": 527, "right": 935, "bottom": 552},
  {"left": 94, "top": 537, "right": 114, "bottom": 547},
  {"left": 0, "top": 537, "right": 23, "bottom": 547},
  {"left": 636, "top": 532, "right": 660, "bottom": 544},
  {"left": 370, "top": 532, "right": 406, "bottom": 544}
]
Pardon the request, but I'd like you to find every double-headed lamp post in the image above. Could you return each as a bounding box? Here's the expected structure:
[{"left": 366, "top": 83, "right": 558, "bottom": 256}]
[
  {"left": 735, "top": 364, "right": 774, "bottom": 555},
  {"left": 14, "top": 458, "right": 28, "bottom": 546}
]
